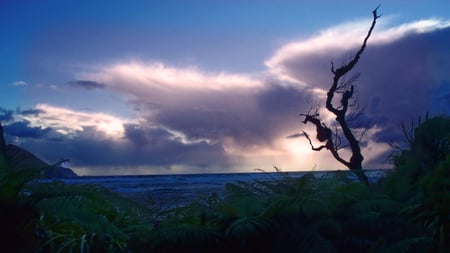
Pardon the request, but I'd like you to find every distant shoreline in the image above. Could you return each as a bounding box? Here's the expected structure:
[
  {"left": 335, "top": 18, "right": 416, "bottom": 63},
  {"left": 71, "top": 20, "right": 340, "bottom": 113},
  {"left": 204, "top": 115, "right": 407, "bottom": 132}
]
[
  {"left": 72, "top": 168, "right": 392, "bottom": 178},
  {"left": 38, "top": 169, "right": 391, "bottom": 209}
]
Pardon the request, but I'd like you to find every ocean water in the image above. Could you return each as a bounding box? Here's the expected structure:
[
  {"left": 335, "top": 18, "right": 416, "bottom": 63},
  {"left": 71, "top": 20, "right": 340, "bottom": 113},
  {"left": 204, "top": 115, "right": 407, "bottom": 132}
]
[{"left": 52, "top": 170, "right": 388, "bottom": 208}]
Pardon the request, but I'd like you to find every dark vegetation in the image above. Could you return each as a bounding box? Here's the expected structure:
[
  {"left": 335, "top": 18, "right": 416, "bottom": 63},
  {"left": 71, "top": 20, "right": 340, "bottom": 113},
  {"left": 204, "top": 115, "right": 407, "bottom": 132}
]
[
  {"left": 1, "top": 116, "right": 450, "bottom": 252},
  {"left": 1, "top": 8, "right": 449, "bottom": 253}
]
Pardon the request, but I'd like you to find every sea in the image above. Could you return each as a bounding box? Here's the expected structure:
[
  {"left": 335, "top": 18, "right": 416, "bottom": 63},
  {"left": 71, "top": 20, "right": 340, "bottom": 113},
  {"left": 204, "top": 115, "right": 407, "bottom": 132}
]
[{"left": 47, "top": 169, "right": 389, "bottom": 209}]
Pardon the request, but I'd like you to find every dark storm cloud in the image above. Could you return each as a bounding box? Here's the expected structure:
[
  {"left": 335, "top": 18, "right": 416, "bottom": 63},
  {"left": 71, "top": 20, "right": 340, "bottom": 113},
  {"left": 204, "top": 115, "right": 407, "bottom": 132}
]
[
  {"left": 256, "top": 84, "right": 312, "bottom": 115},
  {"left": 123, "top": 123, "right": 175, "bottom": 147},
  {"left": 1, "top": 107, "right": 48, "bottom": 140},
  {"left": 155, "top": 106, "right": 261, "bottom": 146},
  {"left": 0, "top": 107, "right": 14, "bottom": 121},
  {"left": 20, "top": 108, "right": 44, "bottom": 116},
  {"left": 153, "top": 84, "right": 313, "bottom": 149},
  {"left": 269, "top": 26, "right": 450, "bottom": 149},
  {"left": 431, "top": 80, "right": 450, "bottom": 112},
  {"left": 124, "top": 124, "right": 151, "bottom": 147},
  {"left": 1, "top": 108, "right": 48, "bottom": 140},
  {"left": 68, "top": 80, "right": 105, "bottom": 90},
  {"left": 373, "top": 125, "right": 406, "bottom": 144},
  {"left": 1, "top": 103, "right": 234, "bottom": 173},
  {"left": 355, "top": 28, "right": 450, "bottom": 145},
  {"left": 1, "top": 107, "right": 44, "bottom": 122},
  {"left": 3, "top": 120, "right": 51, "bottom": 139},
  {"left": 345, "top": 112, "right": 385, "bottom": 129},
  {"left": 19, "top": 125, "right": 232, "bottom": 172}
]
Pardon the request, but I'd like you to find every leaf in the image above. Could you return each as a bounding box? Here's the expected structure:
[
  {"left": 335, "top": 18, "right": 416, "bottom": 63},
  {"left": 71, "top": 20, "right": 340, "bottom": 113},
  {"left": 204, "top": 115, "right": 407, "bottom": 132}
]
[{"left": 225, "top": 216, "right": 274, "bottom": 238}]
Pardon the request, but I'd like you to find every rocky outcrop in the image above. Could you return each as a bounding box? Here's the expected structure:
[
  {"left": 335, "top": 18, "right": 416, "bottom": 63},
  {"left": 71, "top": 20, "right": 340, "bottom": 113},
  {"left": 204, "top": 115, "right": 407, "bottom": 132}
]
[{"left": 43, "top": 166, "right": 77, "bottom": 178}]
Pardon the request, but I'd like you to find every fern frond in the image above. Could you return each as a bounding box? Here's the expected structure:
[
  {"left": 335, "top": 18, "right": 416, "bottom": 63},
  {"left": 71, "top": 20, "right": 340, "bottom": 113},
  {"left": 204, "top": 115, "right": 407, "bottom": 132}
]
[
  {"left": 225, "top": 216, "right": 274, "bottom": 238},
  {"left": 351, "top": 193, "right": 403, "bottom": 216},
  {"left": 381, "top": 236, "right": 436, "bottom": 253},
  {"left": 337, "top": 236, "right": 375, "bottom": 252},
  {"left": 150, "top": 223, "right": 222, "bottom": 252}
]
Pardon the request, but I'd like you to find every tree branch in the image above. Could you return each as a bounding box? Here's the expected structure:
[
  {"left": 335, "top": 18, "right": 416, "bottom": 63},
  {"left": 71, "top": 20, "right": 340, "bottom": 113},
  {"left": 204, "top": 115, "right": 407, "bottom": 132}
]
[
  {"left": 327, "top": 6, "right": 380, "bottom": 117},
  {"left": 303, "top": 131, "right": 327, "bottom": 151},
  {"left": 301, "top": 115, "right": 350, "bottom": 167},
  {"left": 332, "top": 6, "right": 381, "bottom": 77},
  {"left": 299, "top": 7, "right": 380, "bottom": 185}
]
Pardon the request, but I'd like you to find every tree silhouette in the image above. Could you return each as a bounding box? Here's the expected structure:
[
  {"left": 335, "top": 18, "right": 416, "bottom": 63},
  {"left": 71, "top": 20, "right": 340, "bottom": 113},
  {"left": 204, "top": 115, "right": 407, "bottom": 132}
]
[{"left": 300, "top": 7, "right": 381, "bottom": 185}]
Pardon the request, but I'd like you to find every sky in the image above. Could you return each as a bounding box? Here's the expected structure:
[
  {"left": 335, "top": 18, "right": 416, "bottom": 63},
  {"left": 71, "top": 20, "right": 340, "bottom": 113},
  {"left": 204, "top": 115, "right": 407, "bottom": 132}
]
[{"left": 1, "top": 1, "right": 449, "bottom": 175}]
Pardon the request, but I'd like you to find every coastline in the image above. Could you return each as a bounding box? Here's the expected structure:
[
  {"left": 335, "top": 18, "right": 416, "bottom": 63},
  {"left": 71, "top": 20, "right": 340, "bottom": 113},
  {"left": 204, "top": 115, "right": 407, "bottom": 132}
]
[{"left": 50, "top": 169, "right": 390, "bottom": 208}]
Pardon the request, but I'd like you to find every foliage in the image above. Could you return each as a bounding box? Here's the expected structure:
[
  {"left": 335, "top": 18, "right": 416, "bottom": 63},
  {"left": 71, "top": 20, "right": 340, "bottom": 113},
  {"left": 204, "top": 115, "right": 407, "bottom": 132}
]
[
  {"left": 34, "top": 182, "right": 154, "bottom": 252},
  {"left": 146, "top": 116, "right": 449, "bottom": 252},
  {"left": 142, "top": 169, "right": 433, "bottom": 253},
  {"left": 384, "top": 115, "right": 450, "bottom": 252},
  {"left": 418, "top": 155, "right": 450, "bottom": 252},
  {"left": 0, "top": 144, "right": 160, "bottom": 252},
  {"left": 391, "top": 116, "right": 450, "bottom": 185},
  {"left": 2, "top": 116, "right": 450, "bottom": 252},
  {"left": 0, "top": 143, "right": 46, "bottom": 251}
]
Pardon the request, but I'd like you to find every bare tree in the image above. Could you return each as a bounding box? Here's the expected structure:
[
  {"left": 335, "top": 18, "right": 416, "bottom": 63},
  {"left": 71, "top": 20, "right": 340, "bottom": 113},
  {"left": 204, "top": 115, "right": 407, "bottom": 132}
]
[{"left": 300, "top": 7, "right": 381, "bottom": 185}]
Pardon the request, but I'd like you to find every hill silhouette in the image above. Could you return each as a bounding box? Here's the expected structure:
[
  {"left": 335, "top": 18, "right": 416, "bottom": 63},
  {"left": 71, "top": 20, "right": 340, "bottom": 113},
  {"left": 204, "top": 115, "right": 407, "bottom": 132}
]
[{"left": 0, "top": 122, "right": 76, "bottom": 177}]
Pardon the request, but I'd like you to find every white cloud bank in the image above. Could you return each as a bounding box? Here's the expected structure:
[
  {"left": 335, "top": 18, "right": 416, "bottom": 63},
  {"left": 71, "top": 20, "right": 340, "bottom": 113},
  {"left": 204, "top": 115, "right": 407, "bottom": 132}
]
[
  {"left": 81, "top": 62, "right": 263, "bottom": 92},
  {"left": 20, "top": 104, "right": 132, "bottom": 138},
  {"left": 266, "top": 17, "right": 450, "bottom": 86}
]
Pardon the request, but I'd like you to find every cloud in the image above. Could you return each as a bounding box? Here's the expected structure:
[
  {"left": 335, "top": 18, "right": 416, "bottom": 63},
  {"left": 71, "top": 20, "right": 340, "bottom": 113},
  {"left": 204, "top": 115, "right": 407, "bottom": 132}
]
[
  {"left": 265, "top": 18, "right": 450, "bottom": 88},
  {"left": 430, "top": 80, "right": 450, "bottom": 112},
  {"left": 17, "top": 104, "right": 131, "bottom": 138},
  {"left": 68, "top": 58, "right": 354, "bottom": 173},
  {"left": 77, "top": 62, "right": 266, "bottom": 139},
  {"left": 10, "top": 16, "right": 450, "bottom": 175},
  {"left": 76, "top": 61, "right": 316, "bottom": 154},
  {"left": 81, "top": 62, "right": 263, "bottom": 92},
  {"left": 3, "top": 104, "right": 235, "bottom": 174},
  {"left": 1, "top": 107, "right": 45, "bottom": 124},
  {"left": 0, "top": 107, "right": 14, "bottom": 122},
  {"left": 67, "top": 16, "right": 450, "bottom": 173},
  {"left": 264, "top": 17, "right": 450, "bottom": 150},
  {"left": 68, "top": 80, "right": 105, "bottom": 90},
  {"left": 3, "top": 120, "right": 51, "bottom": 139},
  {"left": 12, "top": 80, "right": 27, "bottom": 86},
  {"left": 20, "top": 108, "right": 45, "bottom": 116},
  {"left": 11, "top": 115, "right": 233, "bottom": 175}
]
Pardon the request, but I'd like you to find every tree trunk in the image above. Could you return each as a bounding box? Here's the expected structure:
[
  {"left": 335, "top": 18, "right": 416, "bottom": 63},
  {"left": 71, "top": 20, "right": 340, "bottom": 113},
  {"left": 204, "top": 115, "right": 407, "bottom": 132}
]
[{"left": 300, "top": 7, "right": 380, "bottom": 185}]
